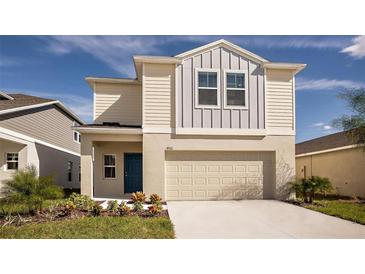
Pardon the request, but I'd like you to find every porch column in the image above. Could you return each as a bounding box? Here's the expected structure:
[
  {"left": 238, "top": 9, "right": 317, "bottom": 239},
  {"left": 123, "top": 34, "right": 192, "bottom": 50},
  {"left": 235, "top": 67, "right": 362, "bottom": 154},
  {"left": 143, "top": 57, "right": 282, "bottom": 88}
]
[{"left": 81, "top": 137, "right": 93, "bottom": 197}]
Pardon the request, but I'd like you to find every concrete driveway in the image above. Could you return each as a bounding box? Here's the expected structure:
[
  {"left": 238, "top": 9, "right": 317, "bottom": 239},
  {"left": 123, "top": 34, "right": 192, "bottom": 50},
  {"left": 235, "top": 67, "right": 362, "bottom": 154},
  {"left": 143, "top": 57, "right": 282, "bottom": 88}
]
[{"left": 167, "top": 200, "right": 365, "bottom": 239}]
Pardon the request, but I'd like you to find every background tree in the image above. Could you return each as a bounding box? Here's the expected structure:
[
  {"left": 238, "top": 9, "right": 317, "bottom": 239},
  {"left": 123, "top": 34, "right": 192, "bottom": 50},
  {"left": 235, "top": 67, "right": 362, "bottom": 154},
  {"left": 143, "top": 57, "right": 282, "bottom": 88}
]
[{"left": 332, "top": 88, "right": 365, "bottom": 145}]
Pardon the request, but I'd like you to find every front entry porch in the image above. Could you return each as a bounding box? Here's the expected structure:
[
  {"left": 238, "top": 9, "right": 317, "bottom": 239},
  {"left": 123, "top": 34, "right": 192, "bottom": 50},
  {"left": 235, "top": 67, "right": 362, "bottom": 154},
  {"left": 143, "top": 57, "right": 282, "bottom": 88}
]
[{"left": 78, "top": 127, "right": 143, "bottom": 199}]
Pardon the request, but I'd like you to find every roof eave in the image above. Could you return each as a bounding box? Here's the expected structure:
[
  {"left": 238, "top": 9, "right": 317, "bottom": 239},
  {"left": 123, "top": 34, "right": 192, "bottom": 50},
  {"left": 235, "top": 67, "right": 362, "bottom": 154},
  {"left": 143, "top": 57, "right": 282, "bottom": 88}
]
[
  {"left": 0, "top": 100, "right": 85, "bottom": 125},
  {"left": 73, "top": 126, "right": 142, "bottom": 135},
  {"left": 263, "top": 62, "right": 307, "bottom": 74},
  {"left": 175, "top": 39, "right": 269, "bottom": 64}
]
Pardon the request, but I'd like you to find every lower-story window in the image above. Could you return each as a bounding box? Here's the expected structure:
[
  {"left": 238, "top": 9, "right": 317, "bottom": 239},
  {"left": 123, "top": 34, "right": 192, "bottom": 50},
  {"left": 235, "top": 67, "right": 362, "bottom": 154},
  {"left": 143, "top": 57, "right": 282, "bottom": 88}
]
[
  {"left": 67, "top": 161, "right": 73, "bottom": 182},
  {"left": 6, "top": 153, "right": 18, "bottom": 170},
  {"left": 104, "top": 154, "right": 116, "bottom": 179}
]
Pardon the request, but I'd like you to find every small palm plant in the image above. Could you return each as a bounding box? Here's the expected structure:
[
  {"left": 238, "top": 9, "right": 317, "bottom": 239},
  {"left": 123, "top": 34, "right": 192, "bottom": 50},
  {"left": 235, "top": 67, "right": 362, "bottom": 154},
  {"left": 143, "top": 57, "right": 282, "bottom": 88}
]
[
  {"left": 1, "top": 165, "right": 64, "bottom": 214},
  {"left": 290, "top": 176, "right": 333, "bottom": 203}
]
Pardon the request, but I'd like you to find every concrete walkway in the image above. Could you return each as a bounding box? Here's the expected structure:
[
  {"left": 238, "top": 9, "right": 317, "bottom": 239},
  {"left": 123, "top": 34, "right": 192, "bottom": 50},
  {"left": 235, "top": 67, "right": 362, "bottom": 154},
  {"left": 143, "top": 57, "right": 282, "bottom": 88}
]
[{"left": 167, "top": 200, "right": 365, "bottom": 239}]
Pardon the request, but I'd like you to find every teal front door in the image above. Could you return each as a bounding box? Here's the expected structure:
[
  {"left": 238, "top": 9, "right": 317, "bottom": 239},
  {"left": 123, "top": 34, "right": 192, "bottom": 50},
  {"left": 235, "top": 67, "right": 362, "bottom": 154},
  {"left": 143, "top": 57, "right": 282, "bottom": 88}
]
[{"left": 124, "top": 153, "right": 143, "bottom": 193}]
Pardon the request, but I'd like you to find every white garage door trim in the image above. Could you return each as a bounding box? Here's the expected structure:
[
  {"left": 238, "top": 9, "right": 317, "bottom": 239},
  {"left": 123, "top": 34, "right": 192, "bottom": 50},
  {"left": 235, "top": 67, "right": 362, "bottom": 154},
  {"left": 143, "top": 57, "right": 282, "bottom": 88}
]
[{"left": 165, "top": 160, "right": 263, "bottom": 200}]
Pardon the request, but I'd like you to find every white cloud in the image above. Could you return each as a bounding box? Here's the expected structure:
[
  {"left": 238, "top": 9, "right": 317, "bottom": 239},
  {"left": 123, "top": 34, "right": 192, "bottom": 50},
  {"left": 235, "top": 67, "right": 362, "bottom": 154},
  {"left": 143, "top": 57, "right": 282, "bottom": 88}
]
[
  {"left": 311, "top": 122, "right": 333, "bottom": 132},
  {"left": 0, "top": 56, "right": 21, "bottom": 67},
  {"left": 341, "top": 36, "right": 365, "bottom": 59},
  {"left": 41, "top": 36, "right": 168, "bottom": 77},
  {"left": 3, "top": 88, "right": 93, "bottom": 122},
  {"left": 40, "top": 36, "right": 358, "bottom": 77},
  {"left": 296, "top": 77, "right": 365, "bottom": 91}
]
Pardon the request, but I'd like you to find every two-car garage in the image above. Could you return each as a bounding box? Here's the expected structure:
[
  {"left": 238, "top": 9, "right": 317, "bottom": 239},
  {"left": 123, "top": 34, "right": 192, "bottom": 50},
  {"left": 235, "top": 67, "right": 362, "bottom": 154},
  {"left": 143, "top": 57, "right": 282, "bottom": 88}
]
[{"left": 165, "top": 151, "right": 275, "bottom": 200}]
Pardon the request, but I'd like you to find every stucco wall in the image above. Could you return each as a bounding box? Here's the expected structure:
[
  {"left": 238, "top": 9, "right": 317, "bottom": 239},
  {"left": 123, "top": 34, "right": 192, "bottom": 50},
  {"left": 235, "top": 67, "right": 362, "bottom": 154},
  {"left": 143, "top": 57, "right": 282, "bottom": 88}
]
[
  {"left": 93, "top": 141, "right": 142, "bottom": 199},
  {"left": 143, "top": 133, "right": 295, "bottom": 200},
  {"left": 296, "top": 147, "right": 365, "bottom": 198}
]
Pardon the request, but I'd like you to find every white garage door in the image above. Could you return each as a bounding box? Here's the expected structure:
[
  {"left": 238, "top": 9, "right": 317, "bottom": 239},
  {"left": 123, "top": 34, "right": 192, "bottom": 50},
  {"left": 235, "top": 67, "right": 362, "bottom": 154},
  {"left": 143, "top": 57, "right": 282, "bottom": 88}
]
[{"left": 165, "top": 160, "right": 263, "bottom": 200}]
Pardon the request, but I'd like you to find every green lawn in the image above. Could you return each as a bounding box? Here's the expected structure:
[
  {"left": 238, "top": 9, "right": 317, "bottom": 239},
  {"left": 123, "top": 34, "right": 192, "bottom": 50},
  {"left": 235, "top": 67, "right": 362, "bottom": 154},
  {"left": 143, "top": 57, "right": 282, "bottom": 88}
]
[
  {"left": 0, "top": 199, "right": 63, "bottom": 216},
  {"left": 304, "top": 199, "right": 365, "bottom": 225},
  {"left": 0, "top": 216, "right": 175, "bottom": 239}
]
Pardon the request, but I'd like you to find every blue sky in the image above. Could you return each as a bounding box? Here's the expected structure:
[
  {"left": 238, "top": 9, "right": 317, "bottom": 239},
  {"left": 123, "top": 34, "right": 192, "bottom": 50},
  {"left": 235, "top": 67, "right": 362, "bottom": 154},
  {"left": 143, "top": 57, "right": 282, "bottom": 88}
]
[{"left": 0, "top": 35, "right": 364, "bottom": 143}]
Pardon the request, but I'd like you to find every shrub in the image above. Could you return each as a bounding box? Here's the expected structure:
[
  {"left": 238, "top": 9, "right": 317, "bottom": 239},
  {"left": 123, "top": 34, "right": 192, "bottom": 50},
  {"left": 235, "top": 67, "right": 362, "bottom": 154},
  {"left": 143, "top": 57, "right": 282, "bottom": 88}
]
[
  {"left": 1, "top": 165, "right": 64, "bottom": 214},
  {"left": 131, "top": 192, "right": 146, "bottom": 203},
  {"left": 64, "top": 200, "right": 76, "bottom": 215},
  {"left": 133, "top": 201, "right": 144, "bottom": 213},
  {"left": 91, "top": 203, "right": 102, "bottom": 216},
  {"left": 148, "top": 203, "right": 162, "bottom": 216},
  {"left": 119, "top": 202, "right": 131, "bottom": 216},
  {"left": 290, "top": 176, "right": 333, "bottom": 203},
  {"left": 107, "top": 200, "right": 119, "bottom": 213},
  {"left": 68, "top": 193, "right": 94, "bottom": 211},
  {"left": 150, "top": 194, "right": 162, "bottom": 204}
]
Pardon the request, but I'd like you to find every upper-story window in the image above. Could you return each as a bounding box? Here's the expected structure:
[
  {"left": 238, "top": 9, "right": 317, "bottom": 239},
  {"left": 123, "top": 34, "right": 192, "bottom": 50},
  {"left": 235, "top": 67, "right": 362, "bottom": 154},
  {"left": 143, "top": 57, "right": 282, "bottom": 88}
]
[
  {"left": 195, "top": 68, "right": 220, "bottom": 108},
  {"left": 224, "top": 70, "right": 248, "bottom": 109},
  {"left": 73, "top": 122, "right": 81, "bottom": 143}
]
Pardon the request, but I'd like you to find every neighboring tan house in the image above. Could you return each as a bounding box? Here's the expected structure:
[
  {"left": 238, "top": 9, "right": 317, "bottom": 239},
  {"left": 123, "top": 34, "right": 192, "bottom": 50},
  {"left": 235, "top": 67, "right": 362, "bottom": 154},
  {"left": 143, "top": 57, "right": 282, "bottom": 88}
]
[
  {"left": 0, "top": 91, "right": 85, "bottom": 190},
  {"left": 75, "top": 39, "right": 306, "bottom": 200},
  {"left": 296, "top": 131, "right": 365, "bottom": 198}
]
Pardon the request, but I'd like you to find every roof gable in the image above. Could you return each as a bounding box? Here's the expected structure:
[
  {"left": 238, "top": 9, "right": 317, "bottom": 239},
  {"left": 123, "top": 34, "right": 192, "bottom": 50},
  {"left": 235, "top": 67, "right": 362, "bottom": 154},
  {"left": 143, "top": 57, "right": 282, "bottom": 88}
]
[{"left": 175, "top": 39, "right": 269, "bottom": 64}]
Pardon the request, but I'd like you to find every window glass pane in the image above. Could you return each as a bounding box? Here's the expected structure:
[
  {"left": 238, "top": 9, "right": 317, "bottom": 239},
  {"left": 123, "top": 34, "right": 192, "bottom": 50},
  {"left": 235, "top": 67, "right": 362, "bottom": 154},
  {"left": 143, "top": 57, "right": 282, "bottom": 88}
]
[
  {"left": 207, "top": 72, "right": 217, "bottom": 88},
  {"left": 105, "top": 167, "right": 116, "bottom": 178},
  {"left": 227, "top": 73, "right": 236, "bottom": 88},
  {"left": 7, "top": 153, "right": 18, "bottom": 161},
  {"left": 227, "top": 73, "right": 245, "bottom": 88},
  {"left": 198, "top": 88, "right": 217, "bottom": 105},
  {"left": 227, "top": 89, "right": 245, "bottom": 106},
  {"left": 74, "top": 132, "right": 78, "bottom": 141},
  {"left": 236, "top": 74, "right": 245, "bottom": 88},
  {"left": 7, "top": 162, "right": 18, "bottom": 170},
  {"left": 104, "top": 155, "right": 115, "bottom": 166},
  {"left": 198, "top": 72, "right": 208, "bottom": 87}
]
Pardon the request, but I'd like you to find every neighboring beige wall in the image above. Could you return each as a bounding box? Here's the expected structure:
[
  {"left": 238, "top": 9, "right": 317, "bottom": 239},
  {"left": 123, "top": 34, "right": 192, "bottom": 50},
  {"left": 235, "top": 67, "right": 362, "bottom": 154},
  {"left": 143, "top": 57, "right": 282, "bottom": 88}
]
[
  {"left": 142, "top": 63, "right": 175, "bottom": 128},
  {"left": 93, "top": 141, "right": 142, "bottom": 198},
  {"left": 0, "top": 139, "right": 27, "bottom": 190},
  {"left": 94, "top": 82, "right": 142, "bottom": 125},
  {"left": 0, "top": 105, "right": 80, "bottom": 153},
  {"left": 143, "top": 133, "right": 295, "bottom": 200},
  {"left": 36, "top": 143, "right": 80, "bottom": 189},
  {"left": 266, "top": 69, "right": 294, "bottom": 131},
  {"left": 296, "top": 147, "right": 365, "bottom": 198}
]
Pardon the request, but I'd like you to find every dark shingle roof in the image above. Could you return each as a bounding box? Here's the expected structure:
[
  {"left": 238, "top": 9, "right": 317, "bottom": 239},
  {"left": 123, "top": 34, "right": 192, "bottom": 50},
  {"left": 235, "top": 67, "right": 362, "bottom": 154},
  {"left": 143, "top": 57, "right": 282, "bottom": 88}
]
[
  {"left": 296, "top": 131, "right": 357, "bottom": 155},
  {"left": 0, "top": 93, "right": 55, "bottom": 111}
]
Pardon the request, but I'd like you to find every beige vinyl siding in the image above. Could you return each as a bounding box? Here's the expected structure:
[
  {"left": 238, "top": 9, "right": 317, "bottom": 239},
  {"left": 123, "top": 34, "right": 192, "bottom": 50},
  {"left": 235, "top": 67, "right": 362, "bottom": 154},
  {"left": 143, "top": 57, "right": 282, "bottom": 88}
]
[
  {"left": 94, "top": 82, "right": 142, "bottom": 125},
  {"left": 266, "top": 69, "right": 294, "bottom": 129},
  {"left": 0, "top": 105, "right": 80, "bottom": 153},
  {"left": 143, "top": 63, "right": 174, "bottom": 127}
]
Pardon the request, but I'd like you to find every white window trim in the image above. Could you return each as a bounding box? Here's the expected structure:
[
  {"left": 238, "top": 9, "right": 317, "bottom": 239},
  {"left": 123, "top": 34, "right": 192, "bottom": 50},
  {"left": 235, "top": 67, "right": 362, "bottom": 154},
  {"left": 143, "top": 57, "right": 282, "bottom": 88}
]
[
  {"left": 103, "top": 154, "right": 116, "bottom": 180},
  {"left": 5, "top": 152, "right": 19, "bottom": 171},
  {"left": 223, "top": 69, "right": 249, "bottom": 110},
  {"left": 194, "top": 68, "right": 221, "bottom": 109},
  {"left": 73, "top": 130, "right": 80, "bottom": 144}
]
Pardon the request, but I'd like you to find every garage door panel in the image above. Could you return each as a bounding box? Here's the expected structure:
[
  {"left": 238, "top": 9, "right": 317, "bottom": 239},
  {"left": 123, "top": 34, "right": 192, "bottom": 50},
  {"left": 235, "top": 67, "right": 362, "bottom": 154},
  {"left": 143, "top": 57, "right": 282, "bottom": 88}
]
[{"left": 165, "top": 160, "right": 264, "bottom": 200}]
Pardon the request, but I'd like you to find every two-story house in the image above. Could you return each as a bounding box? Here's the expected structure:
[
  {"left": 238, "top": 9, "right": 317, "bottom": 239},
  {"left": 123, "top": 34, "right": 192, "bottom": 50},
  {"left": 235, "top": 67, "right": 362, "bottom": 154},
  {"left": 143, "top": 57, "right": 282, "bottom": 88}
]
[
  {"left": 0, "top": 91, "right": 84, "bottom": 190},
  {"left": 75, "top": 39, "right": 306, "bottom": 200}
]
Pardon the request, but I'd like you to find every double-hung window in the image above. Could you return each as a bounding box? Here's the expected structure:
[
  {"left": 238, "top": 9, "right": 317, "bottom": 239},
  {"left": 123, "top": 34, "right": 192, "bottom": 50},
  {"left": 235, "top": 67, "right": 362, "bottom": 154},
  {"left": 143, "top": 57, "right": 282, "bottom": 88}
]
[
  {"left": 6, "top": 153, "right": 18, "bottom": 170},
  {"left": 104, "top": 154, "right": 116, "bottom": 179},
  {"left": 224, "top": 70, "right": 247, "bottom": 108},
  {"left": 196, "top": 69, "right": 220, "bottom": 108}
]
